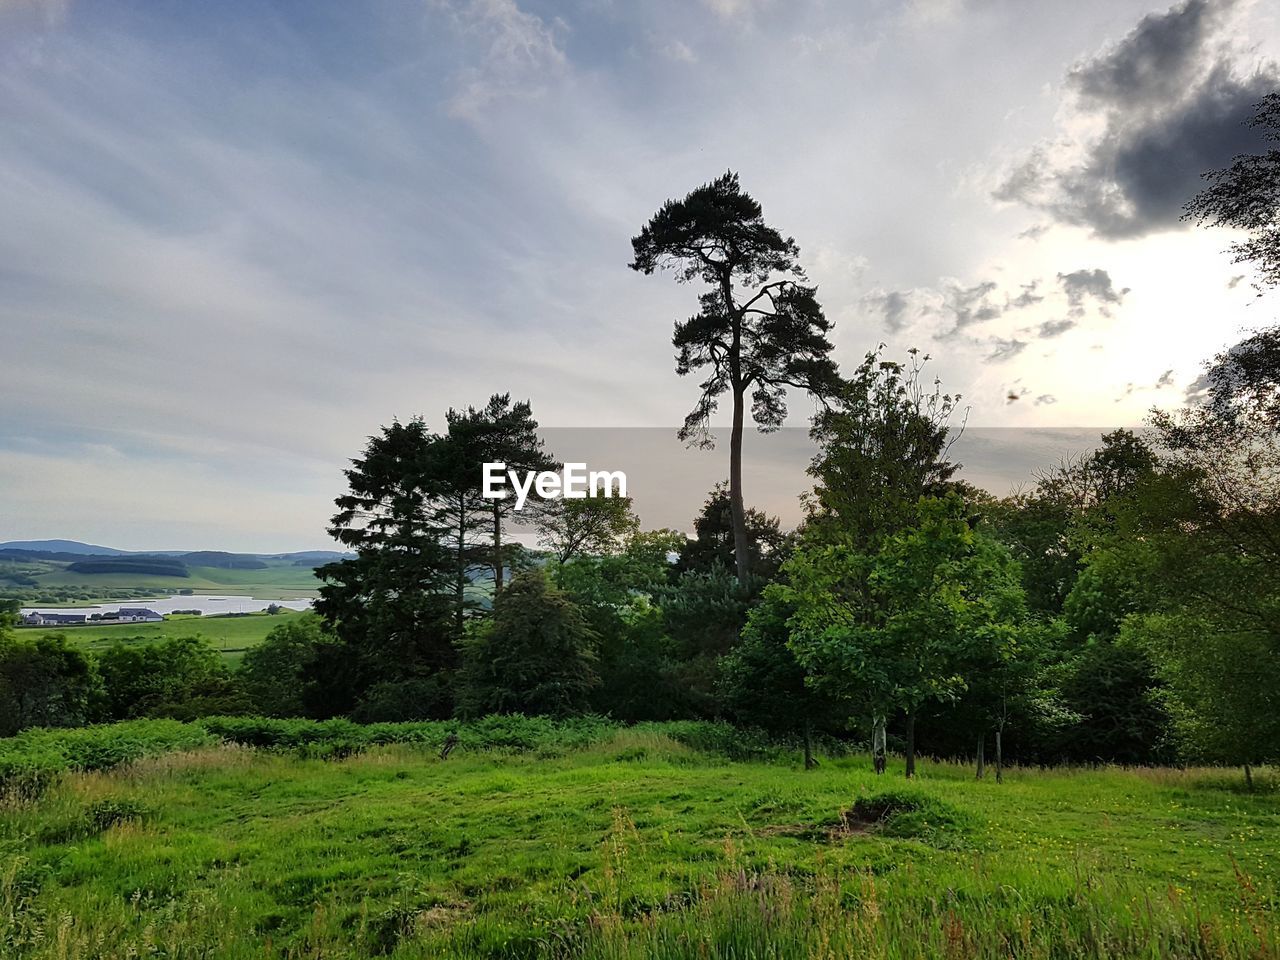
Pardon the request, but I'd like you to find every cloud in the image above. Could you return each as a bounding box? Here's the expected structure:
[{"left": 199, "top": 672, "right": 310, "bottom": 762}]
[
  {"left": 1038, "top": 318, "right": 1077, "bottom": 338},
  {"left": 865, "top": 289, "right": 914, "bottom": 332},
  {"left": 1057, "top": 268, "right": 1127, "bottom": 317},
  {"left": 1227, "top": 274, "right": 1246, "bottom": 288},
  {"left": 436, "top": 0, "right": 568, "bottom": 120},
  {"left": 995, "top": 0, "right": 1279, "bottom": 239},
  {"left": 1010, "top": 281, "right": 1044, "bottom": 309},
  {"left": 987, "top": 338, "right": 1028, "bottom": 362},
  {"left": 659, "top": 39, "right": 697, "bottom": 63},
  {"left": 701, "top": 0, "right": 763, "bottom": 21},
  {"left": 0, "top": 0, "right": 70, "bottom": 26},
  {"left": 1155, "top": 368, "right": 1175, "bottom": 388},
  {"left": 1034, "top": 394, "right": 1058, "bottom": 406},
  {"left": 934, "top": 279, "right": 1008, "bottom": 337},
  {"left": 860, "top": 286, "right": 943, "bottom": 333}
]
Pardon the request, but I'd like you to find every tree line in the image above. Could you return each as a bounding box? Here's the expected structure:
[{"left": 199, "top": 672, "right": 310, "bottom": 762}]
[{"left": 1, "top": 94, "right": 1276, "bottom": 782}]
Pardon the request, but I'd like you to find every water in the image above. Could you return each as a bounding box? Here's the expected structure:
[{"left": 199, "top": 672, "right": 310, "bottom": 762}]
[{"left": 20, "top": 595, "right": 314, "bottom": 617}]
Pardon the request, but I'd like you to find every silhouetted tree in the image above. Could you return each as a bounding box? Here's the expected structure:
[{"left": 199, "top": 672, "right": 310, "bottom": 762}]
[
  {"left": 631, "top": 171, "right": 840, "bottom": 581},
  {"left": 1184, "top": 92, "right": 1280, "bottom": 292},
  {"left": 313, "top": 418, "right": 457, "bottom": 719},
  {"left": 676, "top": 483, "right": 789, "bottom": 580}
]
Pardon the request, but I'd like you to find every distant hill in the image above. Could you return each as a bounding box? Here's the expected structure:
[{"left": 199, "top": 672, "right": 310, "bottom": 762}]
[
  {"left": 0, "top": 541, "right": 352, "bottom": 563},
  {"left": 0, "top": 539, "right": 129, "bottom": 556},
  {"left": 178, "top": 551, "right": 269, "bottom": 570},
  {"left": 66, "top": 556, "right": 190, "bottom": 577}
]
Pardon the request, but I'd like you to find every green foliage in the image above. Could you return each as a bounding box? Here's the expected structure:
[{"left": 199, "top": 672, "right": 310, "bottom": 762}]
[
  {"left": 96, "top": 636, "right": 245, "bottom": 720},
  {"left": 807, "top": 346, "right": 963, "bottom": 549},
  {"left": 237, "top": 614, "right": 329, "bottom": 717},
  {"left": 661, "top": 565, "right": 756, "bottom": 662},
  {"left": 786, "top": 496, "right": 1028, "bottom": 721},
  {"left": 536, "top": 494, "right": 640, "bottom": 564},
  {"left": 676, "top": 483, "right": 789, "bottom": 579},
  {"left": 718, "top": 586, "right": 835, "bottom": 743},
  {"left": 1126, "top": 611, "right": 1280, "bottom": 767},
  {"left": 456, "top": 570, "right": 599, "bottom": 718},
  {"left": 847, "top": 788, "right": 973, "bottom": 845},
  {"left": 0, "top": 718, "right": 215, "bottom": 799},
  {"left": 0, "top": 634, "right": 98, "bottom": 736},
  {"left": 2, "top": 726, "right": 1276, "bottom": 958},
  {"left": 314, "top": 417, "right": 459, "bottom": 718}
]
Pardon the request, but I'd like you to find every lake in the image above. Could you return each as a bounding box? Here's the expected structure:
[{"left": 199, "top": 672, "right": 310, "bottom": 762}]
[{"left": 20, "top": 595, "right": 314, "bottom": 617}]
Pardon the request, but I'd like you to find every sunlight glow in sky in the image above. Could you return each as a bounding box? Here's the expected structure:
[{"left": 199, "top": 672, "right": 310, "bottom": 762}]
[{"left": 1, "top": 0, "right": 1276, "bottom": 550}]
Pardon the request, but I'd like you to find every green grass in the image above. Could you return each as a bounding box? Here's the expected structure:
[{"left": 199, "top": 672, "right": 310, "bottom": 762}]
[
  {"left": 37, "top": 609, "right": 307, "bottom": 661},
  {"left": 31, "top": 563, "right": 321, "bottom": 598},
  {"left": 1, "top": 719, "right": 1276, "bottom": 958}
]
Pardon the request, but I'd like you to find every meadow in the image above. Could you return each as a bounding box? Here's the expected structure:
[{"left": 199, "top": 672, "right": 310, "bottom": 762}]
[
  {"left": 45, "top": 609, "right": 307, "bottom": 661},
  {"left": 1, "top": 717, "right": 1276, "bottom": 959},
  {"left": 2, "top": 560, "right": 321, "bottom": 607}
]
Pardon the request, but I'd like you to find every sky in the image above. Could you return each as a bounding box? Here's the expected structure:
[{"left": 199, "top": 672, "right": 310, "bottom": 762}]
[{"left": 0, "top": 0, "right": 1276, "bottom": 551}]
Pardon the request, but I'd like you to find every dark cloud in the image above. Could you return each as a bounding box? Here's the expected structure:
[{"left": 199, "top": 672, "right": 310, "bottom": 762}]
[
  {"left": 1038, "top": 318, "right": 1077, "bottom": 338},
  {"left": 864, "top": 289, "right": 916, "bottom": 332},
  {"left": 1068, "top": 0, "right": 1225, "bottom": 108},
  {"left": 1184, "top": 371, "right": 1213, "bottom": 403},
  {"left": 1228, "top": 274, "right": 1246, "bottom": 289},
  {"left": 996, "top": 0, "right": 1279, "bottom": 239},
  {"left": 987, "top": 338, "right": 1028, "bottom": 362},
  {"left": 1010, "top": 281, "right": 1044, "bottom": 309},
  {"left": 946, "top": 279, "right": 1004, "bottom": 330},
  {"left": 1034, "top": 394, "right": 1058, "bottom": 406},
  {"left": 1156, "top": 368, "right": 1175, "bottom": 388},
  {"left": 1058, "top": 268, "right": 1127, "bottom": 316}
]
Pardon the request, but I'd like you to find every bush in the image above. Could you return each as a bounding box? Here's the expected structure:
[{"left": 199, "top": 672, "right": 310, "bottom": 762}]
[
  {"left": 0, "top": 719, "right": 216, "bottom": 799},
  {"left": 846, "top": 789, "right": 974, "bottom": 847}
]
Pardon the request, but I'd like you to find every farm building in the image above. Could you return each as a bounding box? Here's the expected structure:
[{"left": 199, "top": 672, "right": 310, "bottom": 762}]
[
  {"left": 21, "top": 612, "right": 88, "bottom": 626},
  {"left": 116, "top": 608, "right": 164, "bottom": 622}
]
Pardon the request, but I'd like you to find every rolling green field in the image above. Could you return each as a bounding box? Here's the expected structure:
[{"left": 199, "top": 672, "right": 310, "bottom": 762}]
[
  {"left": 1, "top": 559, "right": 322, "bottom": 607},
  {"left": 1, "top": 719, "right": 1276, "bottom": 959},
  {"left": 30, "top": 609, "right": 308, "bottom": 660},
  {"left": 30, "top": 563, "right": 321, "bottom": 599}
]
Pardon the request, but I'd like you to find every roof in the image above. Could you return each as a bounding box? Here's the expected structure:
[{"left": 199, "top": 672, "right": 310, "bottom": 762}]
[{"left": 117, "top": 608, "right": 162, "bottom": 617}]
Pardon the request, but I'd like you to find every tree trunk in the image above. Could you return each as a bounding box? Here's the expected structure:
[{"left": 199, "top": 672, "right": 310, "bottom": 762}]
[
  {"left": 904, "top": 712, "right": 916, "bottom": 779},
  {"left": 728, "top": 383, "right": 750, "bottom": 583},
  {"left": 492, "top": 500, "right": 504, "bottom": 598},
  {"left": 872, "top": 714, "right": 887, "bottom": 775},
  {"left": 976, "top": 735, "right": 985, "bottom": 780},
  {"left": 1244, "top": 763, "right": 1254, "bottom": 792},
  {"left": 995, "top": 727, "right": 1004, "bottom": 784},
  {"left": 456, "top": 495, "right": 467, "bottom": 639},
  {"left": 803, "top": 718, "right": 816, "bottom": 770}
]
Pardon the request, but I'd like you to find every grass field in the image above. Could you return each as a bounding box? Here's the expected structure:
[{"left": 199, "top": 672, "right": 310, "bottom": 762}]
[
  {"left": 36, "top": 609, "right": 308, "bottom": 660},
  {"left": 30, "top": 563, "right": 322, "bottom": 599},
  {"left": 1, "top": 557, "right": 324, "bottom": 607},
  {"left": 1, "top": 719, "right": 1276, "bottom": 959}
]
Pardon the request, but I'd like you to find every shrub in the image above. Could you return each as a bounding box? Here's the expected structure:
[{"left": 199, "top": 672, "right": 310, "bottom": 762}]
[{"left": 0, "top": 719, "right": 215, "bottom": 799}]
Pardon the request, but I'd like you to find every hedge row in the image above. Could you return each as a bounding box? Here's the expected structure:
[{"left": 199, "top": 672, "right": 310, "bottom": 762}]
[
  {"left": 0, "top": 715, "right": 820, "bottom": 798},
  {"left": 0, "top": 719, "right": 216, "bottom": 799}
]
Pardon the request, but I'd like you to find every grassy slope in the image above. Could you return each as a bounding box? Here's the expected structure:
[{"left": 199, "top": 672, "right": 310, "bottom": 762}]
[
  {"left": 32, "top": 562, "right": 322, "bottom": 597},
  {"left": 41, "top": 609, "right": 306, "bottom": 660},
  {"left": 1, "top": 729, "right": 1276, "bottom": 959}
]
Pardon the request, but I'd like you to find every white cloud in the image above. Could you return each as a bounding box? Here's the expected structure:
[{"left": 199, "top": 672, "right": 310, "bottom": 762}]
[{"left": 434, "top": 0, "right": 568, "bottom": 120}]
